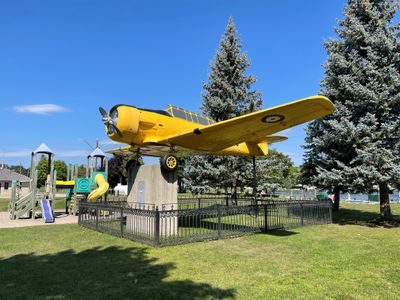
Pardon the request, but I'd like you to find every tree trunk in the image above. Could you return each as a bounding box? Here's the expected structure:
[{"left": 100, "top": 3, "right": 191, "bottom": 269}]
[
  {"left": 379, "top": 182, "right": 393, "bottom": 221},
  {"left": 332, "top": 186, "right": 340, "bottom": 212},
  {"left": 231, "top": 179, "right": 238, "bottom": 206},
  {"left": 177, "top": 177, "right": 184, "bottom": 193}
]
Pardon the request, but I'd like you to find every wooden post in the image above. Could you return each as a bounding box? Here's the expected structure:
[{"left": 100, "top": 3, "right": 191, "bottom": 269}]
[
  {"left": 72, "top": 182, "right": 77, "bottom": 216},
  {"left": 86, "top": 157, "right": 90, "bottom": 178},
  {"left": 31, "top": 170, "right": 38, "bottom": 220},
  {"left": 52, "top": 169, "right": 57, "bottom": 211},
  {"left": 10, "top": 181, "right": 16, "bottom": 220}
]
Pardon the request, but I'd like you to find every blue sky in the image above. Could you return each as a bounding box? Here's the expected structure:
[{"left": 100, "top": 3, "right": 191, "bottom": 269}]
[{"left": 0, "top": 0, "right": 363, "bottom": 166}]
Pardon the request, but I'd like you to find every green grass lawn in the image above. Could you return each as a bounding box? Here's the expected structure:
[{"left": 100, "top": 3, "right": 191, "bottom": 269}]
[{"left": 1, "top": 203, "right": 399, "bottom": 299}]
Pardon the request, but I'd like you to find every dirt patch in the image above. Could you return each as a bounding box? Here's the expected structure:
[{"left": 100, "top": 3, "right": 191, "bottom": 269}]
[{"left": 0, "top": 210, "right": 78, "bottom": 228}]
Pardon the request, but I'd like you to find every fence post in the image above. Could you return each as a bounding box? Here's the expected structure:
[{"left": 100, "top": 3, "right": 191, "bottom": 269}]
[
  {"left": 329, "top": 201, "right": 333, "bottom": 223},
  {"left": 300, "top": 203, "right": 304, "bottom": 226},
  {"left": 198, "top": 198, "right": 201, "bottom": 209},
  {"left": 96, "top": 207, "right": 99, "bottom": 231},
  {"left": 78, "top": 206, "right": 81, "bottom": 224},
  {"left": 120, "top": 206, "right": 124, "bottom": 237},
  {"left": 154, "top": 207, "right": 160, "bottom": 247},
  {"left": 264, "top": 204, "right": 268, "bottom": 232},
  {"left": 217, "top": 205, "right": 222, "bottom": 239}
]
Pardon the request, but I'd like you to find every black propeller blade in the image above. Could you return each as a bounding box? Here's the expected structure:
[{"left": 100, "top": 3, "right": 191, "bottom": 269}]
[
  {"left": 112, "top": 125, "right": 123, "bottom": 137},
  {"left": 99, "top": 107, "right": 108, "bottom": 118},
  {"left": 98, "top": 107, "right": 123, "bottom": 137}
]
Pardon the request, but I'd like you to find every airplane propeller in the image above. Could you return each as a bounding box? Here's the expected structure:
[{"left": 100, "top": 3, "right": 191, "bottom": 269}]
[{"left": 99, "top": 107, "right": 123, "bottom": 137}]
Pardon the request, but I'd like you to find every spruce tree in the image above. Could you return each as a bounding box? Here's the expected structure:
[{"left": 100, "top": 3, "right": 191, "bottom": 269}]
[
  {"left": 201, "top": 17, "right": 262, "bottom": 120},
  {"left": 184, "top": 17, "right": 262, "bottom": 194},
  {"left": 36, "top": 155, "right": 48, "bottom": 187},
  {"left": 302, "top": 0, "right": 400, "bottom": 219}
]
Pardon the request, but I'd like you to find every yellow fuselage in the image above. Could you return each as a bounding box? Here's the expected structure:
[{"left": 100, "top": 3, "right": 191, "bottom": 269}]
[{"left": 106, "top": 105, "right": 268, "bottom": 156}]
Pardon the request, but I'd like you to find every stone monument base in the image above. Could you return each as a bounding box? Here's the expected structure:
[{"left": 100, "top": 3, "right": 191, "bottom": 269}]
[{"left": 126, "top": 164, "right": 178, "bottom": 236}]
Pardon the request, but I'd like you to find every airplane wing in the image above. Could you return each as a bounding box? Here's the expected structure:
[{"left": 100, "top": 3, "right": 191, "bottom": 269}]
[{"left": 158, "top": 96, "right": 334, "bottom": 152}]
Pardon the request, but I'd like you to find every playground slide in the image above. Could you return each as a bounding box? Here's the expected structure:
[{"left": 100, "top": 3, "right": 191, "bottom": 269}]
[
  {"left": 87, "top": 173, "right": 109, "bottom": 202},
  {"left": 41, "top": 199, "right": 54, "bottom": 223}
]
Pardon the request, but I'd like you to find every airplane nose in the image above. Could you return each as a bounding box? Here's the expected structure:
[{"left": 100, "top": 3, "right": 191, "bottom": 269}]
[
  {"left": 106, "top": 105, "right": 140, "bottom": 143},
  {"left": 99, "top": 107, "right": 123, "bottom": 137}
]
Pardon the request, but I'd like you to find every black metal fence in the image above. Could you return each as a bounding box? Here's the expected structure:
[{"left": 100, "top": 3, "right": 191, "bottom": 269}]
[{"left": 79, "top": 200, "right": 332, "bottom": 247}]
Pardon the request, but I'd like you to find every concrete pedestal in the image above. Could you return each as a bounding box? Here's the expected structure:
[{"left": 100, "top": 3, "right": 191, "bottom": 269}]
[{"left": 126, "top": 164, "right": 178, "bottom": 237}]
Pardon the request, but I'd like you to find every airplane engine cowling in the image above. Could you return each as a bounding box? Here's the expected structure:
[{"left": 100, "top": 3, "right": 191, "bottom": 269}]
[{"left": 108, "top": 105, "right": 140, "bottom": 144}]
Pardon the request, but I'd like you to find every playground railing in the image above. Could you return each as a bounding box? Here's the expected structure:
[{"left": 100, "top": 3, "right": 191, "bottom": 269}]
[
  {"left": 8, "top": 191, "right": 34, "bottom": 219},
  {"left": 79, "top": 198, "right": 332, "bottom": 247}
]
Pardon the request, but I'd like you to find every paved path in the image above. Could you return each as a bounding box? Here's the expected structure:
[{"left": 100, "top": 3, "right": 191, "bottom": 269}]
[{"left": 0, "top": 211, "right": 78, "bottom": 229}]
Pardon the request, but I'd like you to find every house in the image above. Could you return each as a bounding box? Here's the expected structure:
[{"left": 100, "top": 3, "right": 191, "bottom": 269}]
[{"left": 0, "top": 168, "right": 30, "bottom": 198}]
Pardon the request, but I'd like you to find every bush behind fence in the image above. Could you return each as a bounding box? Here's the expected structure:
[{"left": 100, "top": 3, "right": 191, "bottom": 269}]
[{"left": 79, "top": 200, "right": 332, "bottom": 247}]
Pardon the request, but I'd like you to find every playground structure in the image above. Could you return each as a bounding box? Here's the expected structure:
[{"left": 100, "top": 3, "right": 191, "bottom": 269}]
[
  {"left": 8, "top": 143, "right": 56, "bottom": 222},
  {"left": 56, "top": 146, "right": 109, "bottom": 215},
  {"left": 8, "top": 143, "right": 110, "bottom": 222}
]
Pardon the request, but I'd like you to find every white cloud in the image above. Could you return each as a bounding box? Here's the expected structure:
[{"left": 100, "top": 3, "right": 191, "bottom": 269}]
[
  {"left": 0, "top": 150, "right": 31, "bottom": 157},
  {"left": 0, "top": 149, "right": 87, "bottom": 158},
  {"left": 13, "top": 104, "right": 70, "bottom": 115}
]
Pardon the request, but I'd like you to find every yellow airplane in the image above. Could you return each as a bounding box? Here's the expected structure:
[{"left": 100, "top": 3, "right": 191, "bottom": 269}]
[{"left": 100, "top": 95, "right": 334, "bottom": 171}]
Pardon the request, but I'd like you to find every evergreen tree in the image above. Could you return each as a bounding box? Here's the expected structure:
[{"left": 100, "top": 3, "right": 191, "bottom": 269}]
[
  {"left": 302, "top": 0, "right": 400, "bottom": 219},
  {"left": 200, "top": 17, "right": 262, "bottom": 120},
  {"left": 184, "top": 17, "right": 262, "bottom": 195},
  {"left": 36, "top": 155, "right": 48, "bottom": 187},
  {"left": 256, "top": 149, "right": 298, "bottom": 193}
]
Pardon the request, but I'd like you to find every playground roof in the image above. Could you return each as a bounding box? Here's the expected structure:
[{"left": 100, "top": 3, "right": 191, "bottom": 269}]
[
  {"left": 34, "top": 143, "right": 53, "bottom": 155},
  {"left": 89, "top": 147, "right": 106, "bottom": 158},
  {"left": 0, "top": 168, "right": 30, "bottom": 182}
]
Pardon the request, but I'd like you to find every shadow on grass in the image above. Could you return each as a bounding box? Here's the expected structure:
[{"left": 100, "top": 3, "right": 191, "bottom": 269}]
[
  {"left": 264, "top": 229, "right": 299, "bottom": 236},
  {"left": 0, "top": 246, "right": 235, "bottom": 299},
  {"left": 333, "top": 208, "right": 399, "bottom": 228}
]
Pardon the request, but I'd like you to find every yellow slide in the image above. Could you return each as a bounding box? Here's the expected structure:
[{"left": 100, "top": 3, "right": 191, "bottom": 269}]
[{"left": 87, "top": 173, "right": 109, "bottom": 202}]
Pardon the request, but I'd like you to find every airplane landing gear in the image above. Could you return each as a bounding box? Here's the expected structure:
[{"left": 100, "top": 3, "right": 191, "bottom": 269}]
[{"left": 160, "top": 154, "right": 178, "bottom": 172}]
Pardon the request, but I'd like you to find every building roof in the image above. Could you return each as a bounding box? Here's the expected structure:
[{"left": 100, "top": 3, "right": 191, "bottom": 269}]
[{"left": 0, "top": 168, "right": 30, "bottom": 182}]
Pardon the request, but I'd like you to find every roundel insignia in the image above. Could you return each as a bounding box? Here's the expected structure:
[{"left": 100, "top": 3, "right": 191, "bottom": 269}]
[{"left": 261, "top": 114, "right": 285, "bottom": 123}]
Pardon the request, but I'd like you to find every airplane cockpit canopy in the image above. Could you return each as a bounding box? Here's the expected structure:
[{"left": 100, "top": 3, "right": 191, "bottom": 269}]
[{"left": 165, "top": 105, "right": 215, "bottom": 126}]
